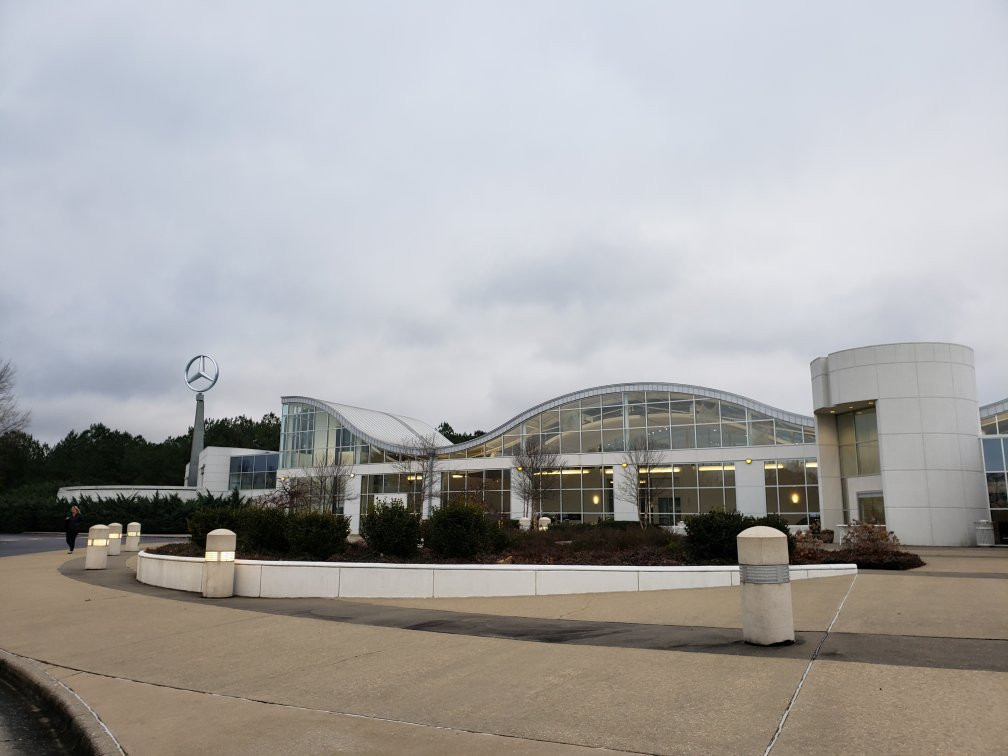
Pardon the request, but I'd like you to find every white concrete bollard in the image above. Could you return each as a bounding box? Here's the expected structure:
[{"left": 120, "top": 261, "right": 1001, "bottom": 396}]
[
  {"left": 85, "top": 525, "right": 110, "bottom": 570},
  {"left": 519, "top": 517, "right": 531, "bottom": 531},
  {"left": 737, "top": 526, "right": 794, "bottom": 646},
  {"left": 107, "top": 523, "right": 122, "bottom": 556},
  {"left": 202, "top": 529, "right": 236, "bottom": 598},
  {"left": 123, "top": 522, "right": 141, "bottom": 552},
  {"left": 538, "top": 516, "right": 551, "bottom": 531}
]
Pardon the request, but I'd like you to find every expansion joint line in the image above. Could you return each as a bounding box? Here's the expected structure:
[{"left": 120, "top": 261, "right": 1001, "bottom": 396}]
[{"left": 764, "top": 573, "right": 858, "bottom": 756}]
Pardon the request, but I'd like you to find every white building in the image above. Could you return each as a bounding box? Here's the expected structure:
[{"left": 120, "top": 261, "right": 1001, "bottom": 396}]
[{"left": 277, "top": 342, "right": 1005, "bottom": 547}]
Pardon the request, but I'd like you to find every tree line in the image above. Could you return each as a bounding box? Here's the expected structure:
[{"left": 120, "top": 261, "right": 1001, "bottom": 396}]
[{"left": 0, "top": 413, "right": 281, "bottom": 493}]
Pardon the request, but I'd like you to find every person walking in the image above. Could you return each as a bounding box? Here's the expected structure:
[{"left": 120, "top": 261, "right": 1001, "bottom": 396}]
[{"left": 65, "top": 505, "right": 83, "bottom": 553}]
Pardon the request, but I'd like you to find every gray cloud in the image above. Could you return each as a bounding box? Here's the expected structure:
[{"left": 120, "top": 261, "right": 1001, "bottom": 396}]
[{"left": 1, "top": 1, "right": 1006, "bottom": 444}]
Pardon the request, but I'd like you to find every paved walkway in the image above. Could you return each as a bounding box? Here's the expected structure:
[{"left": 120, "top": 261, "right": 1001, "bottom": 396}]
[{"left": 1, "top": 547, "right": 1005, "bottom": 754}]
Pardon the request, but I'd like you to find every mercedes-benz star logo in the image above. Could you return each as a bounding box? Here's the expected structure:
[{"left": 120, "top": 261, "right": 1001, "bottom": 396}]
[{"left": 184, "top": 355, "right": 219, "bottom": 393}]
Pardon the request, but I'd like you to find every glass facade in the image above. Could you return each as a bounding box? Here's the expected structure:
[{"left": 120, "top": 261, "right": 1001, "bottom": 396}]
[
  {"left": 836, "top": 408, "right": 880, "bottom": 477},
  {"left": 637, "top": 462, "right": 738, "bottom": 525},
  {"left": 228, "top": 453, "right": 279, "bottom": 491},
  {"left": 280, "top": 402, "right": 381, "bottom": 469},
  {"left": 453, "top": 390, "right": 813, "bottom": 459},
  {"left": 440, "top": 468, "right": 512, "bottom": 520},
  {"left": 983, "top": 436, "right": 1008, "bottom": 544},
  {"left": 764, "top": 459, "right": 820, "bottom": 525}
]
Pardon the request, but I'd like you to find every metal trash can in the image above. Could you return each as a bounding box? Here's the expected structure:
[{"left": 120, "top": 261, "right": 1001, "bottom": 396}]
[{"left": 975, "top": 520, "right": 995, "bottom": 547}]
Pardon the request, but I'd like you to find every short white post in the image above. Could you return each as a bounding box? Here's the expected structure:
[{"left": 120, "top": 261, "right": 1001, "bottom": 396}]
[
  {"left": 123, "top": 522, "right": 141, "bottom": 552},
  {"left": 107, "top": 523, "right": 122, "bottom": 556},
  {"left": 518, "top": 517, "right": 531, "bottom": 531},
  {"left": 737, "top": 526, "right": 794, "bottom": 646},
  {"left": 84, "top": 525, "right": 110, "bottom": 570},
  {"left": 202, "top": 529, "right": 236, "bottom": 598},
  {"left": 538, "top": 516, "right": 551, "bottom": 531}
]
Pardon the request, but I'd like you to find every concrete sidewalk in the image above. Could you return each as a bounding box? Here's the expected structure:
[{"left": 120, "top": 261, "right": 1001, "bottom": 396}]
[{"left": 1, "top": 548, "right": 1005, "bottom": 755}]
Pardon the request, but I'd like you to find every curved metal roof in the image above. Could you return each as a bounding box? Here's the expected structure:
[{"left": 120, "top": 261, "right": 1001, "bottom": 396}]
[
  {"left": 284, "top": 382, "right": 813, "bottom": 455},
  {"left": 282, "top": 396, "right": 452, "bottom": 454}
]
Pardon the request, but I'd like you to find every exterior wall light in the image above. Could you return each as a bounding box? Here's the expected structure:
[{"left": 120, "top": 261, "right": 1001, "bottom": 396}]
[
  {"left": 202, "top": 529, "right": 237, "bottom": 598},
  {"left": 85, "top": 524, "right": 110, "bottom": 570},
  {"left": 621, "top": 462, "right": 628, "bottom": 468},
  {"left": 745, "top": 459, "right": 752, "bottom": 465},
  {"left": 107, "top": 523, "right": 123, "bottom": 556},
  {"left": 123, "top": 522, "right": 142, "bottom": 552}
]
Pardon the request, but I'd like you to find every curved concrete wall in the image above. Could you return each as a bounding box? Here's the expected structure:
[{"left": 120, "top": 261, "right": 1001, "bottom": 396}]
[
  {"left": 811, "top": 342, "right": 986, "bottom": 546},
  {"left": 135, "top": 552, "right": 856, "bottom": 599}
]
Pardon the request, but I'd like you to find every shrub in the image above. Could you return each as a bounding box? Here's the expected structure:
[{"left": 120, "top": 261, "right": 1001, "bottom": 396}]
[
  {"left": 839, "top": 522, "right": 924, "bottom": 570},
  {"left": 360, "top": 500, "right": 421, "bottom": 558},
  {"left": 684, "top": 511, "right": 795, "bottom": 563},
  {"left": 285, "top": 511, "right": 351, "bottom": 561},
  {"left": 424, "top": 499, "right": 499, "bottom": 559},
  {"left": 236, "top": 505, "right": 289, "bottom": 555},
  {"left": 187, "top": 505, "right": 241, "bottom": 549},
  {"left": 683, "top": 510, "right": 752, "bottom": 563}
]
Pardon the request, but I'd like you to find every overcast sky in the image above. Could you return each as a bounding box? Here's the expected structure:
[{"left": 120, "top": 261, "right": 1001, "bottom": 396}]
[{"left": 1, "top": 1, "right": 1006, "bottom": 445}]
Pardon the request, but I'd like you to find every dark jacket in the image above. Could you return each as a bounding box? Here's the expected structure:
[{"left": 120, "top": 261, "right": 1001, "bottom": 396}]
[{"left": 65, "top": 513, "right": 83, "bottom": 535}]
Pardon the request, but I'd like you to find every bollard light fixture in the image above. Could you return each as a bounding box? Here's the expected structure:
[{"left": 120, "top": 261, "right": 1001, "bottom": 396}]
[
  {"left": 88, "top": 535, "right": 109, "bottom": 547},
  {"left": 205, "top": 550, "right": 236, "bottom": 562},
  {"left": 127, "top": 529, "right": 140, "bottom": 537}
]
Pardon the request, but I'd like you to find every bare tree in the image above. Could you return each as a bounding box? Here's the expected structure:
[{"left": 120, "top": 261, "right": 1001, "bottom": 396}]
[
  {"left": 390, "top": 433, "right": 442, "bottom": 517},
  {"left": 512, "top": 437, "right": 565, "bottom": 522},
  {"left": 0, "top": 359, "right": 30, "bottom": 436},
  {"left": 619, "top": 438, "right": 669, "bottom": 528},
  {"left": 303, "top": 450, "right": 355, "bottom": 514}
]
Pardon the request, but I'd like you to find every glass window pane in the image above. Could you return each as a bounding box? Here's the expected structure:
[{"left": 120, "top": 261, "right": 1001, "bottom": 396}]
[
  {"left": 722, "top": 421, "right": 747, "bottom": 446},
  {"left": 668, "top": 400, "right": 694, "bottom": 425},
  {"left": 764, "top": 462, "right": 778, "bottom": 486},
  {"left": 646, "top": 400, "right": 670, "bottom": 428},
  {"left": 523, "top": 417, "right": 541, "bottom": 436},
  {"left": 602, "top": 429, "right": 625, "bottom": 452},
  {"left": 837, "top": 414, "right": 856, "bottom": 445},
  {"left": 670, "top": 425, "right": 695, "bottom": 449},
  {"left": 699, "top": 488, "right": 724, "bottom": 512},
  {"left": 987, "top": 473, "right": 1007, "bottom": 507},
  {"left": 804, "top": 460, "right": 818, "bottom": 485},
  {"left": 983, "top": 438, "right": 1005, "bottom": 471},
  {"left": 674, "top": 463, "right": 697, "bottom": 488},
  {"left": 698, "top": 464, "right": 723, "bottom": 487},
  {"left": 647, "top": 426, "right": 671, "bottom": 450},
  {"left": 858, "top": 441, "right": 881, "bottom": 475},
  {"left": 780, "top": 488, "right": 805, "bottom": 513},
  {"left": 581, "top": 406, "right": 602, "bottom": 431},
  {"left": 626, "top": 402, "right": 646, "bottom": 428},
  {"left": 540, "top": 410, "right": 560, "bottom": 434},
  {"left": 723, "top": 464, "right": 735, "bottom": 487},
  {"left": 854, "top": 410, "right": 878, "bottom": 443},
  {"left": 627, "top": 427, "right": 647, "bottom": 449},
  {"left": 839, "top": 445, "right": 858, "bottom": 477},
  {"left": 981, "top": 416, "right": 998, "bottom": 435},
  {"left": 560, "top": 409, "right": 580, "bottom": 432},
  {"left": 582, "top": 429, "right": 602, "bottom": 453},
  {"left": 601, "top": 405, "right": 624, "bottom": 430},
  {"left": 750, "top": 421, "right": 775, "bottom": 446},
  {"left": 695, "top": 424, "right": 721, "bottom": 448},
  {"left": 600, "top": 392, "right": 622, "bottom": 406},
  {"left": 253, "top": 454, "right": 268, "bottom": 471},
  {"left": 695, "top": 399, "right": 719, "bottom": 423},
  {"left": 560, "top": 431, "right": 582, "bottom": 453},
  {"left": 720, "top": 402, "right": 746, "bottom": 422},
  {"left": 778, "top": 459, "right": 804, "bottom": 485},
  {"left": 240, "top": 456, "right": 254, "bottom": 473},
  {"left": 229, "top": 457, "right": 241, "bottom": 473},
  {"left": 724, "top": 488, "right": 737, "bottom": 512}
]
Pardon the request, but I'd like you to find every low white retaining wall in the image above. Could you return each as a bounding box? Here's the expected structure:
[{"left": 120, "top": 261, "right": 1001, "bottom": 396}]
[{"left": 136, "top": 551, "right": 857, "bottom": 599}]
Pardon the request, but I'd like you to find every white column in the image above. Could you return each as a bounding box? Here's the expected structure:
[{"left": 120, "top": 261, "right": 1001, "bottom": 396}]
[
  {"left": 85, "top": 525, "right": 110, "bottom": 570},
  {"left": 737, "top": 526, "right": 794, "bottom": 646},
  {"left": 202, "top": 529, "right": 236, "bottom": 598}
]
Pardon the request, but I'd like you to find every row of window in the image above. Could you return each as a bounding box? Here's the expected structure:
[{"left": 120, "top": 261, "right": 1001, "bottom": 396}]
[
  {"left": 837, "top": 408, "right": 881, "bottom": 477},
  {"left": 227, "top": 453, "right": 279, "bottom": 491}
]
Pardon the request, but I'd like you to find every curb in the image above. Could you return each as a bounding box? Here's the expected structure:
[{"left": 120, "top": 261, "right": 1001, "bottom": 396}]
[{"left": 0, "top": 648, "right": 124, "bottom": 755}]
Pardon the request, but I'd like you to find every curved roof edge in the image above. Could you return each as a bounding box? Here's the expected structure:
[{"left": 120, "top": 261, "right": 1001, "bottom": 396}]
[
  {"left": 281, "top": 396, "right": 452, "bottom": 454},
  {"left": 980, "top": 398, "right": 1008, "bottom": 418},
  {"left": 446, "top": 382, "right": 814, "bottom": 452},
  {"left": 285, "top": 382, "right": 813, "bottom": 455}
]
